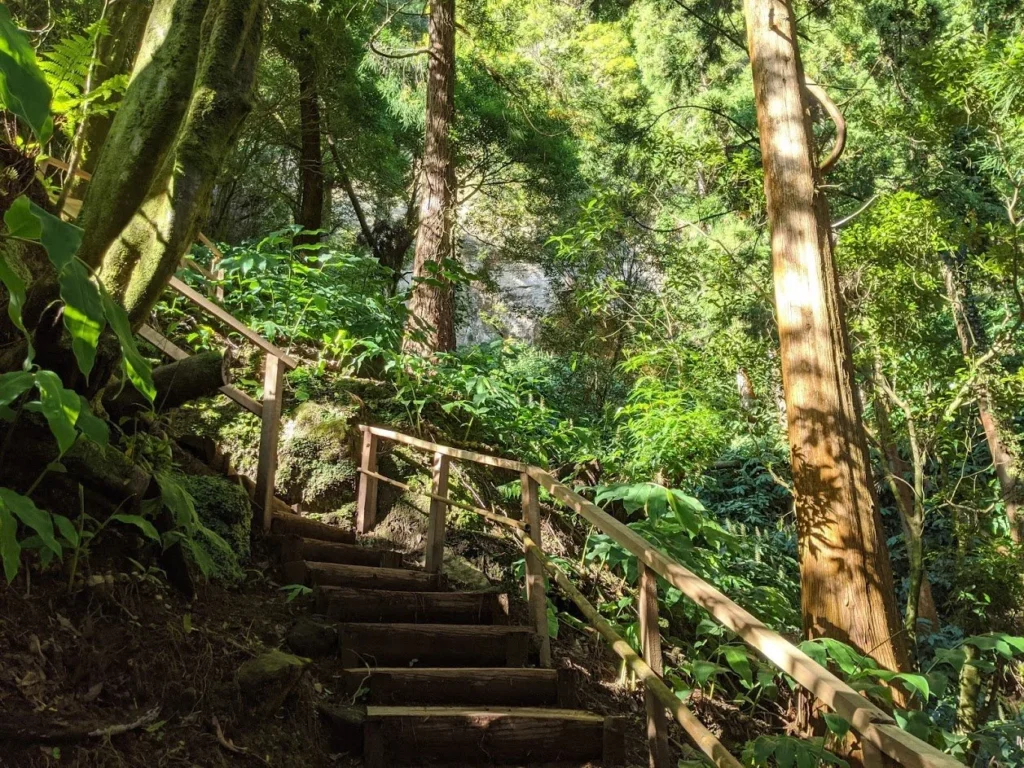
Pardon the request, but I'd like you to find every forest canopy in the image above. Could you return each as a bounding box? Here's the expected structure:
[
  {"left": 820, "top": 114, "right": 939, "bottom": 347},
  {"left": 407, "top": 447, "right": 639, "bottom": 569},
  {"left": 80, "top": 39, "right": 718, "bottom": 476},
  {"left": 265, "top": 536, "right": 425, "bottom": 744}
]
[{"left": 1, "top": 0, "right": 1023, "bottom": 765}]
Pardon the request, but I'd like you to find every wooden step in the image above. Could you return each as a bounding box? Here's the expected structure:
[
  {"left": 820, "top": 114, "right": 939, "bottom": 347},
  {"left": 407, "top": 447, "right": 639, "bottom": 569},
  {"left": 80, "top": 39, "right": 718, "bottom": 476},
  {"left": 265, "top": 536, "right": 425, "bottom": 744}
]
[
  {"left": 316, "top": 587, "right": 508, "bottom": 624},
  {"left": 271, "top": 512, "right": 355, "bottom": 544},
  {"left": 340, "top": 667, "right": 575, "bottom": 707},
  {"left": 277, "top": 536, "right": 403, "bottom": 569},
  {"left": 338, "top": 623, "right": 536, "bottom": 668},
  {"left": 282, "top": 562, "right": 441, "bottom": 591},
  {"left": 361, "top": 707, "right": 626, "bottom": 767}
]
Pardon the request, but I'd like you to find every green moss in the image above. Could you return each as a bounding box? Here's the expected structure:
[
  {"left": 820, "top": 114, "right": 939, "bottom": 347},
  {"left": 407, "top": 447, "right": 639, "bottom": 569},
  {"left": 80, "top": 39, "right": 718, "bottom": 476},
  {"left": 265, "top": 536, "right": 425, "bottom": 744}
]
[
  {"left": 169, "top": 397, "right": 261, "bottom": 478},
  {"left": 179, "top": 473, "right": 252, "bottom": 582},
  {"left": 276, "top": 402, "right": 360, "bottom": 514}
]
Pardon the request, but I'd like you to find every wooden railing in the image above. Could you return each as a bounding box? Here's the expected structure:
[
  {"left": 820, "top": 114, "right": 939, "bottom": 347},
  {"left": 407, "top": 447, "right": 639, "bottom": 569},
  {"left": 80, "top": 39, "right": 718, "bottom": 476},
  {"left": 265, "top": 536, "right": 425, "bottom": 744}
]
[
  {"left": 45, "top": 157, "right": 296, "bottom": 533},
  {"left": 141, "top": 283, "right": 297, "bottom": 533},
  {"left": 355, "top": 425, "right": 964, "bottom": 768}
]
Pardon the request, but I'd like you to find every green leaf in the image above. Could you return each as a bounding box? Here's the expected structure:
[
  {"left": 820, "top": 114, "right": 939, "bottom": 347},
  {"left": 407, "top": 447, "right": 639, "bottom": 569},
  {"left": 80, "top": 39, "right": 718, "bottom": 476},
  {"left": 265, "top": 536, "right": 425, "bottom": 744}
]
[
  {"left": 33, "top": 369, "right": 81, "bottom": 453},
  {"left": 22, "top": 199, "right": 83, "bottom": 271},
  {"left": 0, "top": 5, "right": 52, "bottom": 142},
  {"left": 110, "top": 514, "right": 160, "bottom": 542},
  {"left": 58, "top": 260, "right": 105, "bottom": 377},
  {"left": 154, "top": 471, "right": 197, "bottom": 528},
  {"left": 721, "top": 645, "right": 754, "bottom": 686},
  {"left": 0, "top": 488, "right": 59, "bottom": 557},
  {"left": 0, "top": 370, "right": 33, "bottom": 407},
  {"left": 0, "top": 222, "right": 32, "bottom": 359},
  {"left": 894, "top": 673, "right": 930, "bottom": 702},
  {"left": 774, "top": 738, "right": 796, "bottom": 768},
  {"left": 692, "top": 659, "right": 724, "bottom": 685},
  {"left": 100, "top": 289, "right": 155, "bottom": 402},
  {"left": 74, "top": 395, "right": 108, "bottom": 446},
  {"left": 823, "top": 713, "right": 851, "bottom": 738},
  {"left": 0, "top": 504, "right": 20, "bottom": 582},
  {"left": 52, "top": 514, "right": 78, "bottom": 546}
]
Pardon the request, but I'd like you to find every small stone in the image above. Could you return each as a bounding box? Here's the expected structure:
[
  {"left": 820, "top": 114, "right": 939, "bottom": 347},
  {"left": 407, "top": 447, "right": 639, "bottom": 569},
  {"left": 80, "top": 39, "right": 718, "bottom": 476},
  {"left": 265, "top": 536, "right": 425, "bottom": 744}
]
[
  {"left": 286, "top": 617, "right": 338, "bottom": 657},
  {"left": 236, "top": 650, "right": 308, "bottom": 718}
]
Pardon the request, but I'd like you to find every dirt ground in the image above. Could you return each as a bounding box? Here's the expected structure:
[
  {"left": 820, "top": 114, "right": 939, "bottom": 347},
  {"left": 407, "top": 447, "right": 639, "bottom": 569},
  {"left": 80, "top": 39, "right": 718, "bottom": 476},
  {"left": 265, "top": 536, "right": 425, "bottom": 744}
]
[{"left": 0, "top": 527, "right": 659, "bottom": 768}]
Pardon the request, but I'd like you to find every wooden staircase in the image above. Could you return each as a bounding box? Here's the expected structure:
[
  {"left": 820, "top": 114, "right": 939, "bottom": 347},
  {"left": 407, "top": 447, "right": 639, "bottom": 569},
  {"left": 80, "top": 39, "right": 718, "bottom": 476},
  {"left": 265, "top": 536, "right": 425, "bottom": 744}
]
[{"left": 273, "top": 514, "right": 626, "bottom": 767}]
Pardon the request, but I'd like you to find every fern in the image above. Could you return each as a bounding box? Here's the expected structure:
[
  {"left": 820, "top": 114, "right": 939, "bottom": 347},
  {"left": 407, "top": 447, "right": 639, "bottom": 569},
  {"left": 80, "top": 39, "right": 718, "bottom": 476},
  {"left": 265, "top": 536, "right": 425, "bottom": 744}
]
[{"left": 37, "top": 20, "right": 126, "bottom": 137}]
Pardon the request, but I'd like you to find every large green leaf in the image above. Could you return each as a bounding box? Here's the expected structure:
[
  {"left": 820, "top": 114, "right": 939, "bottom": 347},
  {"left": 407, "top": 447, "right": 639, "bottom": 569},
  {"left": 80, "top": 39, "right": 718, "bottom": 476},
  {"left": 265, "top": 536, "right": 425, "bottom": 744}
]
[
  {"left": 0, "top": 503, "right": 19, "bottom": 581},
  {"left": 74, "top": 395, "right": 108, "bottom": 445},
  {"left": 33, "top": 369, "right": 81, "bottom": 453},
  {"left": 0, "top": 5, "right": 52, "bottom": 143},
  {"left": 0, "top": 370, "right": 33, "bottom": 407},
  {"left": 0, "top": 488, "right": 59, "bottom": 557},
  {"left": 11, "top": 197, "right": 82, "bottom": 271},
  {"left": 111, "top": 514, "right": 160, "bottom": 542},
  {"left": 58, "top": 260, "right": 105, "bottom": 377},
  {"left": 100, "top": 289, "right": 155, "bottom": 403},
  {"left": 0, "top": 208, "right": 33, "bottom": 360}
]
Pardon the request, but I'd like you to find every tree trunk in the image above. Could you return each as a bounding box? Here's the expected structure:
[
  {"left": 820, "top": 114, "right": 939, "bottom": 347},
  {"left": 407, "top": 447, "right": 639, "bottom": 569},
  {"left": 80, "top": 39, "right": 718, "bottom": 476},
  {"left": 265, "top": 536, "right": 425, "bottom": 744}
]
[
  {"left": 76, "top": 0, "right": 210, "bottom": 271},
  {"left": 402, "top": 0, "right": 457, "bottom": 355},
  {"left": 78, "top": 0, "right": 154, "bottom": 180},
  {"left": 294, "top": 34, "right": 325, "bottom": 246},
  {"left": 94, "top": 0, "right": 265, "bottom": 325},
  {"left": 103, "top": 350, "right": 227, "bottom": 418},
  {"left": 940, "top": 251, "right": 1022, "bottom": 543},
  {"left": 871, "top": 367, "right": 940, "bottom": 637},
  {"left": 743, "top": 0, "right": 909, "bottom": 674}
]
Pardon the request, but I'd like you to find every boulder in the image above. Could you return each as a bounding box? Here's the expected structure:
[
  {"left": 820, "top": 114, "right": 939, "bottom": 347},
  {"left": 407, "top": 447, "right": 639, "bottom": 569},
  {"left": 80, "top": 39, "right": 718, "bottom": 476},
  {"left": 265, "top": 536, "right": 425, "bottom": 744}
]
[
  {"left": 276, "top": 402, "right": 360, "bottom": 514},
  {"left": 236, "top": 650, "right": 308, "bottom": 718},
  {"left": 286, "top": 617, "right": 338, "bottom": 657}
]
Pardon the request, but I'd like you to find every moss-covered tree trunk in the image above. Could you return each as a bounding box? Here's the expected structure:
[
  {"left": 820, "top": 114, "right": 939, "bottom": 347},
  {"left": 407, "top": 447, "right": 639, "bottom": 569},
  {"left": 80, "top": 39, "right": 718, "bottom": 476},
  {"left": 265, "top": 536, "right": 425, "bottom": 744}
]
[
  {"left": 101, "top": 0, "right": 263, "bottom": 324},
  {"left": 78, "top": 0, "right": 154, "bottom": 179},
  {"left": 76, "top": 0, "right": 211, "bottom": 270}
]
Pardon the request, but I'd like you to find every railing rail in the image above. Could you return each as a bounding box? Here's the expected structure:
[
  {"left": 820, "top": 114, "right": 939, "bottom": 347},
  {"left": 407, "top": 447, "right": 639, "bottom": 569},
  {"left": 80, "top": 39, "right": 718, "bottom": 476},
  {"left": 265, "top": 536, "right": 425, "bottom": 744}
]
[
  {"left": 356, "top": 424, "right": 963, "bottom": 768},
  {"left": 45, "top": 157, "right": 296, "bottom": 532}
]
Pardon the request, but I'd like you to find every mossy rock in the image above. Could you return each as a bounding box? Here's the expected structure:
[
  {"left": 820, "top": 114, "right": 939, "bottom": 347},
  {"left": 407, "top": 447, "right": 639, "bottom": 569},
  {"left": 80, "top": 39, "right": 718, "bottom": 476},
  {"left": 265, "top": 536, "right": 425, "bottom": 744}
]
[
  {"left": 169, "top": 397, "right": 261, "bottom": 479},
  {"left": 179, "top": 473, "right": 252, "bottom": 582},
  {"left": 276, "top": 402, "right": 360, "bottom": 514}
]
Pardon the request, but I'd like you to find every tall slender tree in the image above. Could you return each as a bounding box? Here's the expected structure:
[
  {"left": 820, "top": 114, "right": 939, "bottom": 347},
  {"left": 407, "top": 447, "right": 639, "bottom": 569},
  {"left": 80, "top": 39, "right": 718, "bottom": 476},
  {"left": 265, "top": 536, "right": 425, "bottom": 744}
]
[
  {"left": 402, "top": 0, "right": 456, "bottom": 355},
  {"left": 742, "top": 0, "right": 909, "bottom": 673},
  {"left": 293, "top": 28, "right": 325, "bottom": 245}
]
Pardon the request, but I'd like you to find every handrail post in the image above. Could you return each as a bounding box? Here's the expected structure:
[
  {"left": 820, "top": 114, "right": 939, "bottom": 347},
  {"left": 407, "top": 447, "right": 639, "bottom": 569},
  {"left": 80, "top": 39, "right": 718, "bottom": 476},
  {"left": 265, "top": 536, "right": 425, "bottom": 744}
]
[
  {"left": 640, "top": 564, "right": 671, "bottom": 768},
  {"left": 255, "top": 354, "right": 285, "bottom": 533},
  {"left": 425, "top": 451, "right": 451, "bottom": 573},
  {"left": 356, "top": 428, "right": 379, "bottom": 534},
  {"left": 521, "top": 472, "right": 551, "bottom": 667}
]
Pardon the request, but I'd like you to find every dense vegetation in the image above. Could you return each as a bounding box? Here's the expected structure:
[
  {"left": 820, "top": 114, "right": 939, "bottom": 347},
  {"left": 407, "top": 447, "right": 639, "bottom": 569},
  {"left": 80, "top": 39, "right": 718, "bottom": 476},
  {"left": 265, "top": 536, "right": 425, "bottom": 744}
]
[{"left": 1, "top": 0, "right": 1023, "bottom": 765}]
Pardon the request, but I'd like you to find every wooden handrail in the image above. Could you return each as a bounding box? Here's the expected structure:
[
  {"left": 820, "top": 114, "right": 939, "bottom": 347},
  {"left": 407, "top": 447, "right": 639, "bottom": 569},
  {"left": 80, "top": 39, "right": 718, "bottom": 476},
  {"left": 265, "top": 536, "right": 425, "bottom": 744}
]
[
  {"left": 524, "top": 534, "right": 742, "bottom": 768},
  {"left": 355, "top": 426, "right": 965, "bottom": 768},
  {"left": 167, "top": 277, "right": 298, "bottom": 368},
  {"left": 361, "top": 425, "right": 527, "bottom": 472},
  {"left": 356, "top": 468, "right": 527, "bottom": 530}
]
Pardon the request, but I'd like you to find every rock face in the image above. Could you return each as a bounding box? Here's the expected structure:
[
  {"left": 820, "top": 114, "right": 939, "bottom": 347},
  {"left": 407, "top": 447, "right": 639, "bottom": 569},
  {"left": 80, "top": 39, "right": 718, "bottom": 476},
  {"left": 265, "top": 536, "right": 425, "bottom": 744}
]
[
  {"left": 236, "top": 650, "right": 308, "bottom": 718},
  {"left": 179, "top": 473, "right": 252, "bottom": 582},
  {"left": 276, "top": 402, "right": 360, "bottom": 514},
  {"left": 286, "top": 617, "right": 338, "bottom": 657}
]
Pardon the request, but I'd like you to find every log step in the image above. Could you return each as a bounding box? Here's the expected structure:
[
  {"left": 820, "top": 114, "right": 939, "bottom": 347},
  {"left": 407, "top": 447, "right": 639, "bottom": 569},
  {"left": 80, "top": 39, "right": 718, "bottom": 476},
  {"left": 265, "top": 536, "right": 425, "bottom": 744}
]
[
  {"left": 340, "top": 667, "right": 575, "bottom": 707},
  {"left": 316, "top": 587, "right": 508, "bottom": 624},
  {"left": 339, "top": 623, "right": 536, "bottom": 668},
  {"left": 277, "top": 536, "right": 403, "bottom": 569},
  {"left": 271, "top": 512, "right": 355, "bottom": 544},
  {"left": 361, "top": 707, "right": 626, "bottom": 766},
  {"left": 282, "top": 562, "right": 441, "bottom": 591}
]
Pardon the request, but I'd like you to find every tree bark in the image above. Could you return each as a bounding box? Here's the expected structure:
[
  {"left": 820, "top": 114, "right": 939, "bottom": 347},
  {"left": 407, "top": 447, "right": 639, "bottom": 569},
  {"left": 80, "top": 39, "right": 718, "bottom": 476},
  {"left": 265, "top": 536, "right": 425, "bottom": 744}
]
[
  {"left": 871, "top": 366, "right": 940, "bottom": 637},
  {"left": 940, "top": 251, "right": 1022, "bottom": 543},
  {"left": 76, "top": 0, "right": 210, "bottom": 271},
  {"left": 294, "top": 32, "right": 325, "bottom": 245},
  {"left": 402, "top": 0, "right": 457, "bottom": 355},
  {"left": 94, "top": 0, "right": 265, "bottom": 325},
  {"left": 743, "top": 0, "right": 909, "bottom": 674},
  {"left": 103, "top": 350, "right": 227, "bottom": 418},
  {"left": 78, "top": 0, "right": 154, "bottom": 179}
]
